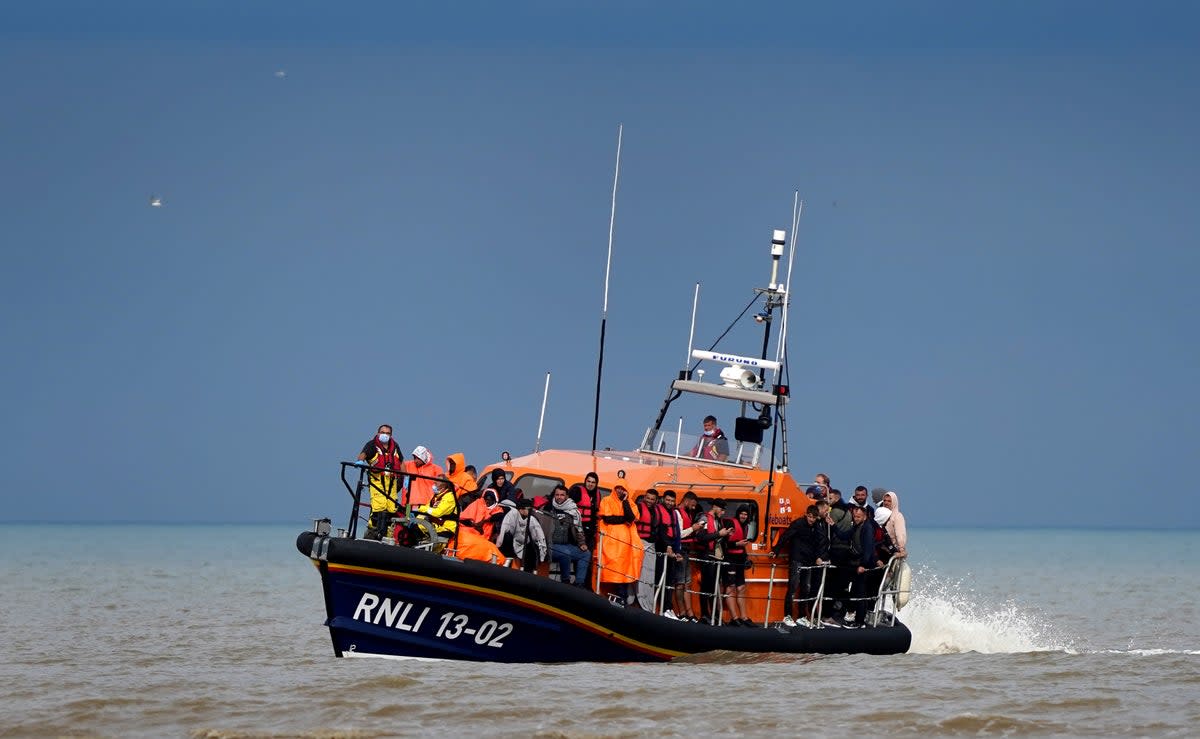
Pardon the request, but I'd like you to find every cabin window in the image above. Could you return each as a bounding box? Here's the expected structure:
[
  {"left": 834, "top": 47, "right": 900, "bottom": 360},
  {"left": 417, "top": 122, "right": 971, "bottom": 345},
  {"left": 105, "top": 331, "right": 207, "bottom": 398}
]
[{"left": 511, "top": 474, "right": 566, "bottom": 503}]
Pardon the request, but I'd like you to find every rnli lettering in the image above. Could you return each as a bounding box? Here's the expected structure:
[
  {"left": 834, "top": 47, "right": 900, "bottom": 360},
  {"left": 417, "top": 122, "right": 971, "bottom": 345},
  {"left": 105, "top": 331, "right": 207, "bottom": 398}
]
[
  {"left": 351, "top": 593, "right": 430, "bottom": 632},
  {"left": 351, "top": 592, "right": 512, "bottom": 648}
]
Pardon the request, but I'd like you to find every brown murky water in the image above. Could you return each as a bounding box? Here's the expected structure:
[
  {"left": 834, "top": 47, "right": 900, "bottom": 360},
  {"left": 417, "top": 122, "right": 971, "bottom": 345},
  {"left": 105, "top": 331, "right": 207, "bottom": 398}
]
[{"left": 2, "top": 525, "right": 1196, "bottom": 737}]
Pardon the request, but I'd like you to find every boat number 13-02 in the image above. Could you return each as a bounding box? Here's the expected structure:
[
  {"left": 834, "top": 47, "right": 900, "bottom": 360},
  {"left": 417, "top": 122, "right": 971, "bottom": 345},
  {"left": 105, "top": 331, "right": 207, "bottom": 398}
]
[{"left": 434, "top": 611, "right": 513, "bottom": 648}]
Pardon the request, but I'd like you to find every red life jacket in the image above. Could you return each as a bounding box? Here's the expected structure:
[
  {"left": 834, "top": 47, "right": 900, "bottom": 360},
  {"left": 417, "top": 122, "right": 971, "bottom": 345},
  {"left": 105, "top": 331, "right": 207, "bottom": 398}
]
[
  {"left": 636, "top": 500, "right": 659, "bottom": 541},
  {"left": 572, "top": 485, "right": 594, "bottom": 528},
  {"left": 727, "top": 517, "right": 747, "bottom": 555},
  {"left": 662, "top": 506, "right": 679, "bottom": 542},
  {"left": 704, "top": 513, "right": 721, "bottom": 553},
  {"left": 370, "top": 439, "right": 402, "bottom": 471},
  {"left": 679, "top": 508, "right": 699, "bottom": 550}
]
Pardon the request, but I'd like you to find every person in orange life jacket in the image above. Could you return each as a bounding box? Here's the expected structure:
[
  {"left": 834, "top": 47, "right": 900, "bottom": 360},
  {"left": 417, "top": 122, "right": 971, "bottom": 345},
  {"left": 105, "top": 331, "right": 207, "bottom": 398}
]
[
  {"left": 496, "top": 498, "right": 547, "bottom": 572},
  {"left": 401, "top": 445, "right": 444, "bottom": 507},
  {"left": 838, "top": 504, "right": 880, "bottom": 627},
  {"left": 459, "top": 488, "right": 501, "bottom": 541},
  {"left": 633, "top": 488, "right": 669, "bottom": 611},
  {"left": 721, "top": 505, "right": 754, "bottom": 626},
  {"left": 453, "top": 519, "right": 505, "bottom": 564},
  {"left": 770, "top": 503, "right": 829, "bottom": 627},
  {"left": 541, "top": 484, "right": 591, "bottom": 587},
  {"left": 664, "top": 491, "right": 701, "bottom": 622},
  {"left": 689, "top": 415, "right": 729, "bottom": 462},
  {"left": 693, "top": 498, "right": 733, "bottom": 622},
  {"left": 414, "top": 478, "right": 458, "bottom": 549},
  {"left": 483, "top": 468, "right": 518, "bottom": 504},
  {"left": 597, "top": 484, "right": 644, "bottom": 606},
  {"left": 444, "top": 453, "right": 478, "bottom": 504},
  {"left": 355, "top": 424, "right": 404, "bottom": 541}
]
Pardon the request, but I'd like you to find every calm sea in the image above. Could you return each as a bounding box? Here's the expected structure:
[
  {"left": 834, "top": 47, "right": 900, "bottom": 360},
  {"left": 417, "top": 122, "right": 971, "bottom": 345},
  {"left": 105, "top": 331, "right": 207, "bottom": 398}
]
[{"left": 0, "top": 524, "right": 1196, "bottom": 737}]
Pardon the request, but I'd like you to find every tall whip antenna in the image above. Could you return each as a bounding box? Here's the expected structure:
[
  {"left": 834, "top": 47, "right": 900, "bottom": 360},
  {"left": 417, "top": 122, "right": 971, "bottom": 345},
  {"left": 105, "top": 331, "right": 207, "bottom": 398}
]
[
  {"left": 591, "top": 124, "right": 623, "bottom": 453},
  {"left": 776, "top": 194, "right": 803, "bottom": 370},
  {"left": 534, "top": 371, "right": 551, "bottom": 453}
]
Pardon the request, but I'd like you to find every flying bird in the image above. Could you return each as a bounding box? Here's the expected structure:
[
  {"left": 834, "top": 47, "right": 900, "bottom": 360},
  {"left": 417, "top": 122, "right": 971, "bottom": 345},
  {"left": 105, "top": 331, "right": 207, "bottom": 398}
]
[
  {"left": 149, "top": 196, "right": 163, "bottom": 207},
  {"left": 274, "top": 69, "right": 287, "bottom": 78}
]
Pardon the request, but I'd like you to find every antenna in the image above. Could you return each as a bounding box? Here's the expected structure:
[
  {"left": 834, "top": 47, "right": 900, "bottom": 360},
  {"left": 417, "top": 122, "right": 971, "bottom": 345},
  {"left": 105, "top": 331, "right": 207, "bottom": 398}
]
[
  {"left": 591, "top": 124, "right": 623, "bottom": 453},
  {"left": 684, "top": 282, "right": 700, "bottom": 374},
  {"left": 534, "top": 372, "right": 551, "bottom": 452},
  {"left": 776, "top": 197, "right": 804, "bottom": 370}
]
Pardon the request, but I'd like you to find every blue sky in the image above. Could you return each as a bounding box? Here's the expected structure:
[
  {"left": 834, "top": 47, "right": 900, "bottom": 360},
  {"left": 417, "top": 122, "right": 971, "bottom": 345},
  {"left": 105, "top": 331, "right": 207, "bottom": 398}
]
[{"left": 2, "top": 2, "right": 1197, "bottom": 528}]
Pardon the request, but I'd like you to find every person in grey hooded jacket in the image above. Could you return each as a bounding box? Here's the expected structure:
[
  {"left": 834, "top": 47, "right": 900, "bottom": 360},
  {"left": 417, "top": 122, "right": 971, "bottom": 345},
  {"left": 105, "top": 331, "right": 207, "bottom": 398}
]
[{"left": 497, "top": 498, "right": 548, "bottom": 572}]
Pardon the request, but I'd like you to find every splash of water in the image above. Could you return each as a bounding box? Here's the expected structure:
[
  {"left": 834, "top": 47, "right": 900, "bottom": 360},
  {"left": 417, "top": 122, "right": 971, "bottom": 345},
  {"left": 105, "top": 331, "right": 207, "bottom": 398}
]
[{"left": 903, "top": 569, "right": 1072, "bottom": 654}]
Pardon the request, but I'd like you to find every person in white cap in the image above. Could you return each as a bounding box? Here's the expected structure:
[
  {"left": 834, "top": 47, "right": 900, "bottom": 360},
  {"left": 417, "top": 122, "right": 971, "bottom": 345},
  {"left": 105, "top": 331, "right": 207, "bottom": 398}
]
[{"left": 401, "top": 445, "right": 444, "bottom": 507}]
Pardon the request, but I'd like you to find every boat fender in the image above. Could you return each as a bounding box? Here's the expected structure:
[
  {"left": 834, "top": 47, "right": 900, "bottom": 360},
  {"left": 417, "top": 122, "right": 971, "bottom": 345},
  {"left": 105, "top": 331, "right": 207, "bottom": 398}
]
[
  {"left": 310, "top": 535, "right": 330, "bottom": 562},
  {"left": 894, "top": 560, "right": 912, "bottom": 610}
]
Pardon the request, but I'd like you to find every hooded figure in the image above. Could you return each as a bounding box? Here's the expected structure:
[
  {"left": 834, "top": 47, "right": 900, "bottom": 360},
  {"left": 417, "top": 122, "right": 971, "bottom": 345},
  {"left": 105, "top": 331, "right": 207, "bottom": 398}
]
[
  {"left": 453, "top": 523, "right": 505, "bottom": 564},
  {"left": 445, "top": 452, "right": 478, "bottom": 501},
  {"left": 460, "top": 489, "right": 503, "bottom": 541},
  {"left": 597, "top": 485, "right": 645, "bottom": 588},
  {"left": 881, "top": 491, "right": 907, "bottom": 557},
  {"left": 401, "top": 445, "right": 445, "bottom": 507},
  {"left": 496, "top": 499, "right": 547, "bottom": 570}
]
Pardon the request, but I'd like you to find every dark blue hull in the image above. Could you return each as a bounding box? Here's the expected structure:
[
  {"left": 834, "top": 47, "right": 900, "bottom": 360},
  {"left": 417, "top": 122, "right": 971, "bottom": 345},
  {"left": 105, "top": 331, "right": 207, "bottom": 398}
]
[{"left": 298, "top": 532, "right": 911, "bottom": 663}]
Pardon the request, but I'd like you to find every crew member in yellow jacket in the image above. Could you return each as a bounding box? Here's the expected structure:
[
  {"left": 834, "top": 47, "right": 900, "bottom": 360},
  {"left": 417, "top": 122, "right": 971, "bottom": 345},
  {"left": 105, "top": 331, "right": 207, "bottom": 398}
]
[
  {"left": 414, "top": 479, "right": 458, "bottom": 551},
  {"left": 596, "top": 484, "right": 644, "bottom": 605}
]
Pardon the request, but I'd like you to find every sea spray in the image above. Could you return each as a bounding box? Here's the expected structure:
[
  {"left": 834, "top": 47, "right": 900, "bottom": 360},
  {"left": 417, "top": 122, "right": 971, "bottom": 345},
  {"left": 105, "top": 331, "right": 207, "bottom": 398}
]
[{"left": 903, "top": 567, "right": 1073, "bottom": 654}]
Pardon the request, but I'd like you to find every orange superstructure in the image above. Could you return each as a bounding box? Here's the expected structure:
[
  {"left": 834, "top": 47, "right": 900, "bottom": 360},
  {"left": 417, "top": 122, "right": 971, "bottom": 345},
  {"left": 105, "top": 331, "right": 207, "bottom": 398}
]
[{"left": 476, "top": 446, "right": 811, "bottom": 624}]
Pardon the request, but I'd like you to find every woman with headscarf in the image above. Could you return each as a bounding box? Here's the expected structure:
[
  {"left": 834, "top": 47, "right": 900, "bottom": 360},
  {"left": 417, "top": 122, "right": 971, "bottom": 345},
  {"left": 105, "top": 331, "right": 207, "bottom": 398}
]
[{"left": 880, "top": 491, "right": 907, "bottom": 558}]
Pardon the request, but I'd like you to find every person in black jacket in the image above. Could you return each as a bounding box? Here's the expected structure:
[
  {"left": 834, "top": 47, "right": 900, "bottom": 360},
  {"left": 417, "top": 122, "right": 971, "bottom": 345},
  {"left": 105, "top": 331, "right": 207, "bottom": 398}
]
[
  {"left": 770, "top": 504, "right": 829, "bottom": 627},
  {"left": 841, "top": 504, "right": 880, "bottom": 627}
]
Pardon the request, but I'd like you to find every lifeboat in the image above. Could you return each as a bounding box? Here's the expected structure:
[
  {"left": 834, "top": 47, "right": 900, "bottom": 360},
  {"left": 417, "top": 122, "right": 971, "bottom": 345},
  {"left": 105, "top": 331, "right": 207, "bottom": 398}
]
[{"left": 297, "top": 219, "right": 912, "bottom": 662}]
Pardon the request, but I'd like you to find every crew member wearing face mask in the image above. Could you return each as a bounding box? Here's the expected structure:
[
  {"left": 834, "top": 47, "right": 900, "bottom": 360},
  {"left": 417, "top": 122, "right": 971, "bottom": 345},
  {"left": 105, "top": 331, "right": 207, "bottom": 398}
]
[
  {"left": 689, "top": 415, "right": 729, "bottom": 462},
  {"left": 355, "top": 424, "right": 405, "bottom": 540}
]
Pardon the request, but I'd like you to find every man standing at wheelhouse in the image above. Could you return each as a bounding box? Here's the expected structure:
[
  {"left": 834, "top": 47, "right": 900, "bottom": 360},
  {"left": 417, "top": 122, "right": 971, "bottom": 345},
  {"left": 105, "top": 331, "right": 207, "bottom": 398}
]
[
  {"left": 690, "top": 415, "right": 729, "bottom": 462},
  {"left": 356, "top": 424, "right": 404, "bottom": 540}
]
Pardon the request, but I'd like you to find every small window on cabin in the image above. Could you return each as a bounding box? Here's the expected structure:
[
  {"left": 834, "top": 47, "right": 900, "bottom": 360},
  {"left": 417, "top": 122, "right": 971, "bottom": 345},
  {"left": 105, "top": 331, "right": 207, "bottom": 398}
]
[{"left": 512, "top": 474, "right": 567, "bottom": 504}]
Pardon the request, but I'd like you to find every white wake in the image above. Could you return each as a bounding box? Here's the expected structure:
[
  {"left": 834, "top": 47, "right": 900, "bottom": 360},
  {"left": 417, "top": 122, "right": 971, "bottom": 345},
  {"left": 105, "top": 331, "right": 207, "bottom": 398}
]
[{"left": 902, "top": 570, "right": 1072, "bottom": 655}]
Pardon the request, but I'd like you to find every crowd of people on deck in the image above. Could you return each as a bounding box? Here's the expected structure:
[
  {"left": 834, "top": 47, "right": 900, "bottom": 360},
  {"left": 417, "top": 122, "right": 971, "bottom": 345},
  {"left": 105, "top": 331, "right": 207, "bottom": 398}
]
[{"left": 352, "top": 424, "right": 908, "bottom": 629}]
